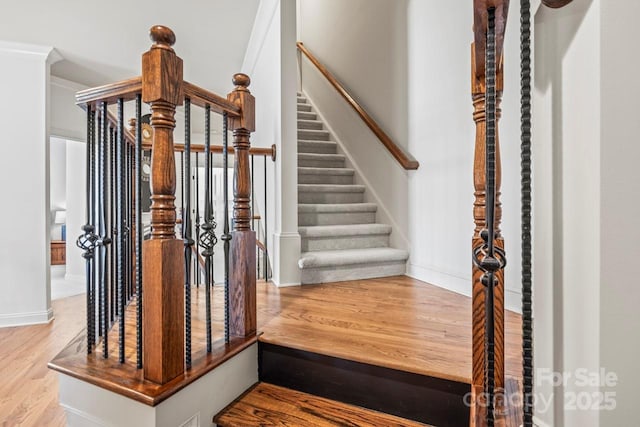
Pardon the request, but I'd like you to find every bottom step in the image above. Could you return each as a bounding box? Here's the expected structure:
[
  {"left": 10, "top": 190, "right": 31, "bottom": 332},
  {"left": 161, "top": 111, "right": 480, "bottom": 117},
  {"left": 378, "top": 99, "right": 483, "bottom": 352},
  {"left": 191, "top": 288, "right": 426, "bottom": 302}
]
[{"left": 214, "top": 382, "right": 429, "bottom": 427}]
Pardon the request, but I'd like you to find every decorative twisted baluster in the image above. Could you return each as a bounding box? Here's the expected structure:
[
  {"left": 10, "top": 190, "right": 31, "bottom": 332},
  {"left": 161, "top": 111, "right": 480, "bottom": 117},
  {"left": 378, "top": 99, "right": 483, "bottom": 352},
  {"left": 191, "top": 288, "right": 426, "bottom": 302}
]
[
  {"left": 199, "top": 104, "right": 217, "bottom": 353},
  {"left": 78, "top": 106, "right": 97, "bottom": 353},
  {"left": 471, "top": 8, "right": 507, "bottom": 426},
  {"left": 134, "top": 94, "right": 143, "bottom": 369},
  {"left": 520, "top": 0, "right": 534, "bottom": 425},
  {"left": 183, "top": 98, "right": 194, "bottom": 367},
  {"left": 222, "top": 112, "right": 231, "bottom": 343}
]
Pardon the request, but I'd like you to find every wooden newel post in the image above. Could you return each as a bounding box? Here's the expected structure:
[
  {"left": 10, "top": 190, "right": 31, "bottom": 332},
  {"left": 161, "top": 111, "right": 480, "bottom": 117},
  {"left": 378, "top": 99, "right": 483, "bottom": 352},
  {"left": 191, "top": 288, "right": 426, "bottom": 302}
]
[
  {"left": 470, "top": 43, "right": 505, "bottom": 393},
  {"left": 141, "top": 25, "right": 185, "bottom": 384},
  {"left": 227, "top": 73, "right": 257, "bottom": 338}
]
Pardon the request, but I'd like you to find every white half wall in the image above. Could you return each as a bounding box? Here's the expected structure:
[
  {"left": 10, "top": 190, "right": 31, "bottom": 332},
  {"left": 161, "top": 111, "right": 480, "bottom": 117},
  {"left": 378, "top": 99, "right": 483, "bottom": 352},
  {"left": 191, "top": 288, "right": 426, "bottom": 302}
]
[
  {"left": 59, "top": 343, "right": 258, "bottom": 427},
  {"left": 242, "top": 0, "right": 300, "bottom": 286},
  {"left": 0, "top": 40, "right": 61, "bottom": 327}
]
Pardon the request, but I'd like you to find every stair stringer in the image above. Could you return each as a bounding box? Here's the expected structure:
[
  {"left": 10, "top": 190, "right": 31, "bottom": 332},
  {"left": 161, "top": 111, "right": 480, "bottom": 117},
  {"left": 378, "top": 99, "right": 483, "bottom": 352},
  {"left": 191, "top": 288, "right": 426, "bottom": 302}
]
[{"left": 301, "top": 91, "right": 410, "bottom": 253}]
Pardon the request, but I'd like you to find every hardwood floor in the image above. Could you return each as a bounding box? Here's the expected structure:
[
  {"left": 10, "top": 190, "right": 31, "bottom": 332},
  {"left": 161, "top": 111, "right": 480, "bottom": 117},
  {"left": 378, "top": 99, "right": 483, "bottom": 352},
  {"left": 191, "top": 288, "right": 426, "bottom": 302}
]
[
  {"left": 257, "top": 275, "right": 522, "bottom": 384},
  {"left": 1, "top": 275, "right": 522, "bottom": 426},
  {"left": 0, "top": 294, "right": 85, "bottom": 427}
]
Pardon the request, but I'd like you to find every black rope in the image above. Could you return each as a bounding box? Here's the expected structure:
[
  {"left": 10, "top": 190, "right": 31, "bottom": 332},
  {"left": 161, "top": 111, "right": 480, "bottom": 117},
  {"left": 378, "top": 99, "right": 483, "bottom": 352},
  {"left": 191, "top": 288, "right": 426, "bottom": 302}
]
[{"left": 521, "top": 0, "right": 534, "bottom": 424}]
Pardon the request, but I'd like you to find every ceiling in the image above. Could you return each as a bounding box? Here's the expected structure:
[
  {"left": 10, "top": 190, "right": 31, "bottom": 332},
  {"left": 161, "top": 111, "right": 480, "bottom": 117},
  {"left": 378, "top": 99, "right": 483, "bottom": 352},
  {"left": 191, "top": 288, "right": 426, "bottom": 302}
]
[{"left": 0, "top": 0, "right": 260, "bottom": 95}]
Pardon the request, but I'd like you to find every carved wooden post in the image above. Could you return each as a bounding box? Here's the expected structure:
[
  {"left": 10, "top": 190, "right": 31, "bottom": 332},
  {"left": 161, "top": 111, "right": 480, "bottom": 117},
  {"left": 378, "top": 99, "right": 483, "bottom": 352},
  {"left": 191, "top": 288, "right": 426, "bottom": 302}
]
[
  {"left": 227, "top": 73, "right": 256, "bottom": 337},
  {"left": 471, "top": 43, "right": 505, "bottom": 394},
  {"left": 141, "top": 25, "right": 185, "bottom": 384}
]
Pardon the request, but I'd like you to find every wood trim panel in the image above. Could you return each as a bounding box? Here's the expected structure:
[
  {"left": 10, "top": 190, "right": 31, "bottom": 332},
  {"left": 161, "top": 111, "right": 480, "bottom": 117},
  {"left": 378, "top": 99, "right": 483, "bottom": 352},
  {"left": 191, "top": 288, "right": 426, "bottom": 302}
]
[{"left": 296, "top": 42, "right": 419, "bottom": 170}]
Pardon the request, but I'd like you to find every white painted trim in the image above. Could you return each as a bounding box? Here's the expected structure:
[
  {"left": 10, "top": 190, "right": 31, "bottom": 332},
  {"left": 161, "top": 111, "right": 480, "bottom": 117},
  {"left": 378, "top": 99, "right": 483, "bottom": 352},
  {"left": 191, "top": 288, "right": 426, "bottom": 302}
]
[
  {"left": 533, "top": 415, "right": 552, "bottom": 427},
  {"left": 272, "top": 231, "right": 301, "bottom": 287},
  {"left": 51, "top": 75, "right": 88, "bottom": 92},
  {"left": 302, "top": 91, "right": 410, "bottom": 251},
  {"left": 0, "top": 307, "right": 54, "bottom": 328},
  {"left": 407, "top": 264, "right": 522, "bottom": 314},
  {"left": 241, "top": 0, "right": 279, "bottom": 76},
  {"left": 0, "top": 40, "right": 62, "bottom": 64},
  {"left": 60, "top": 403, "right": 109, "bottom": 427}
]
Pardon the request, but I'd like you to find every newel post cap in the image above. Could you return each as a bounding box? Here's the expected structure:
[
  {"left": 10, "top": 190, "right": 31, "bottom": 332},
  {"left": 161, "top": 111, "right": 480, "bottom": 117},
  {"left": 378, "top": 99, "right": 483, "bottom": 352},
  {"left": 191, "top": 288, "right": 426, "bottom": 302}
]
[
  {"left": 149, "top": 25, "right": 176, "bottom": 50},
  {"left": 232, "top": 73, "right": 251, "bottom": 92}
]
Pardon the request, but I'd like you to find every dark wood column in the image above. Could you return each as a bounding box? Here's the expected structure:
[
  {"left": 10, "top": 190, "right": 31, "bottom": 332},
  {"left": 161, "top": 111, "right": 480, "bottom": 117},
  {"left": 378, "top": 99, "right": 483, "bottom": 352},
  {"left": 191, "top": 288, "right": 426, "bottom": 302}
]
[
  {"left": 227, "top": 73, "right": 257, "bottom": 338},
  {"left": 141, "top": 25, "right": 185, "bottom": 384}
]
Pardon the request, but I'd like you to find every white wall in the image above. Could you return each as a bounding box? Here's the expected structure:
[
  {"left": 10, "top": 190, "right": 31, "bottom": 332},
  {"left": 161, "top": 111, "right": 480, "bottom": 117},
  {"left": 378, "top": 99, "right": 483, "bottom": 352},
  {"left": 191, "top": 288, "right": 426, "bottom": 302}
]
[
  {"left": 50, "top": 137, "right": 67, "bottom": 241},
  {"left": 242, "top": 0, "right": 300, "bottom": 286},
  {"left": 298, "top": 0, "right": 410, "bottom": 251},
  {"left": 65, "top": 140, "right": 87, "bottom": 284},
  {"left": 50, "top": 76, "right": 87, "bottom": 141},
  {"left": 406, "top": 1, "right": 523, "bottom": 311},
  {"left": 0, "top": 41, "right": 61, "bottom": 327},
  {"left": 599, "top": 2, "right": 640, "bottom": 425}
]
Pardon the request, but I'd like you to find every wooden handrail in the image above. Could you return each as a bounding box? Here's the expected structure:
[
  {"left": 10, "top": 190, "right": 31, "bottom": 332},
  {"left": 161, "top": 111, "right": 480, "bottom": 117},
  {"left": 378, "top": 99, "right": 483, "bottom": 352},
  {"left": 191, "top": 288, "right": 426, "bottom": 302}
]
[
  {"left": 76, "top": 77, "right": 142, "bottom": 107},
  {"left": 542, "top": 0, "right": 574, "bottom": 7},
  {"left": 296, "top": 42, "right": 419, "bottom": 170},
  {"left": 183, "top": 81, "right": 241, "bottom": 117},
  {"left": 159, "top": 142, "right": 276, "bottom": 160}
]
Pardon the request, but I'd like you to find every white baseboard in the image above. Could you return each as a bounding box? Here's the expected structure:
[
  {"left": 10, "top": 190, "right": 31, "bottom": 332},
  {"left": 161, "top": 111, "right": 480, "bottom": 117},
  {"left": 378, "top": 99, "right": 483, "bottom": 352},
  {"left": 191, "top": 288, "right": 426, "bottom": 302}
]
[
  {"left": 0, "top": 307, "right": 54, "bottom": 328},
  {"left": 533, "top": 415, "right": 552, "bottom": 427},
  {"left": 407, "top": 264, "right": 522, "bottom": 314}
]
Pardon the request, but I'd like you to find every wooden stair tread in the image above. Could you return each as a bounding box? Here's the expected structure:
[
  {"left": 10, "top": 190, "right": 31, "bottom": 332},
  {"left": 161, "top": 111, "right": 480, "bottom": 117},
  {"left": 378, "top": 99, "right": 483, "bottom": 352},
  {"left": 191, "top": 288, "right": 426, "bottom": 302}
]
[{"left": 214, "top": 382, "right": 430, "bottom": 427}]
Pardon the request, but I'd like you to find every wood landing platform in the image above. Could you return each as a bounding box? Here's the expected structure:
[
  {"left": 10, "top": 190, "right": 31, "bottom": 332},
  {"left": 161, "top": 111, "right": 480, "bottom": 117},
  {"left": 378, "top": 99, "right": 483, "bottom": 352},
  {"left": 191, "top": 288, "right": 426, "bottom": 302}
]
[
  {"left": 257, "top": 275, "right": 522, "bottom": 385},
  {"left": 214, "top": 382, "right": 432, "bottom": 427}
]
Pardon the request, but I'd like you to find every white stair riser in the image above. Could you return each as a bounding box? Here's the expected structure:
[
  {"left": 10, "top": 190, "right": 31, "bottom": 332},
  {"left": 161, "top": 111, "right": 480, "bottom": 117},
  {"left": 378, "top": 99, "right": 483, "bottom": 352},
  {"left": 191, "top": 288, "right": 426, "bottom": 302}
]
[
  {"left": 298, "top": 211, "right": 376, "bottom": 226},
  {"left": 300, "top": 261, "right": 407, "bottom": 285},
  {"left": 298, "top": 104, "right": 312, "bottom": 112},
  {"left": 298, "top": 130, "right": 331, "bottom": 141},
  {"left": 298, "top": 141, "right": 337, "bottom": 155},
  {"left": 298, "top": 111, "right": 317, "bottom": 120},
  {"left": 298, "top": 120, "right": 323, "bottom": 130},
  {"left": 299, "top": 158, "right": 345, "bottom": 168},
  {"left": 302, "top": 234, "right": 389, "bottom": 252},
  {"left": 299, "top": 191, "right": 364, "bottom": 204},
  {"left": 298, "top": 173, "right": 353, "bottom": 185}
]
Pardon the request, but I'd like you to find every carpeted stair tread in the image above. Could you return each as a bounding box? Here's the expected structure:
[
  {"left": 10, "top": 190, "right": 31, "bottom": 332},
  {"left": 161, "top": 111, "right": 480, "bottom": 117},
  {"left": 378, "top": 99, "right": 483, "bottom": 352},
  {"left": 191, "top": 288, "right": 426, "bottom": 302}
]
[
  {"left": 298, "top": 203, "right": 377, "bottom": 213},
  {"left": 298, "top": 248, "right": 409, "bottom": 269}
]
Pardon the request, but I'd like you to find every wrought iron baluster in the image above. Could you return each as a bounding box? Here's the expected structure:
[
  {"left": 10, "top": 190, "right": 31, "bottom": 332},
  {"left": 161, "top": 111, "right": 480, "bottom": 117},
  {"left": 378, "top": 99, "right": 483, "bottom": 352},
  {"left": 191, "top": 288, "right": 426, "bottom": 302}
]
[
  {"left": 199, "top": 105, "right": 217, "bottom": 352},
  {"left": 264, "top": 154, "right": 268, "bottom": 281},
  {"left": 99, "top": 102, "right": 110, "bottom": 358},
  {"left": 183, "top": 98, "right": 194, "bottom": 367},
  {"left": 110, "top": 126, "right": 116, "bottom": 324},
  {"left": 135, "top": 94, "right": 143, "bottom": 369},
  {"left": 195, "top": 153, "right": 201, "bottom": 287},
  {"left": 521, "top": 0, "right": 534, "bottom": 424},
  {"left": 78, "top": 106, "right": 98, "bottom": 354},
  {"left": 117, "top": 98, "right": 126, "bottom": 363},
  {"left": 222, "top": 112, "right": 230, "bottom": 344}
]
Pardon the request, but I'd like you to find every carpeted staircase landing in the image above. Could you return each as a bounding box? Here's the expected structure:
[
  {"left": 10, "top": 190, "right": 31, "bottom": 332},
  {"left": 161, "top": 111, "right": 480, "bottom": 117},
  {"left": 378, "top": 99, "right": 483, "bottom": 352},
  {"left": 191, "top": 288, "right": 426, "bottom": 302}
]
[{"left": 297, "top": 93, "right": 409, "bottom": 284}]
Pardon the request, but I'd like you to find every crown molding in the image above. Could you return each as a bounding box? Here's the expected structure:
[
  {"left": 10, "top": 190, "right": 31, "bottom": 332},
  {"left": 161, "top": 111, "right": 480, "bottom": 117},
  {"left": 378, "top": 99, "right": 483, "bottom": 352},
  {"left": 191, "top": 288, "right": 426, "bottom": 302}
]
[{"left": 0, "top": 40, "right": 62, "bottom": 64}]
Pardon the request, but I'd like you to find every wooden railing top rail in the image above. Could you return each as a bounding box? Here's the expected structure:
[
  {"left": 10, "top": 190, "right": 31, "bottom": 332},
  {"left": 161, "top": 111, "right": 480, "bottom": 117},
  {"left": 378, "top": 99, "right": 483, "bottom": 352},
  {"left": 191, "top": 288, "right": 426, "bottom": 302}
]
[
  {"left": 296, "top": 42, "right": 419, "bottom": 171},
  {"left": 76, "top": 80, "right": 242, "bottom": 118},
  {"left": 76, "top": 77, "right": 142, "bottom": 107},
  {"left": 183, "top": 81, "right": 241, "bottom": 116},
  {"left": 161, "top": 142, "right": 276, "bottom": 160}
]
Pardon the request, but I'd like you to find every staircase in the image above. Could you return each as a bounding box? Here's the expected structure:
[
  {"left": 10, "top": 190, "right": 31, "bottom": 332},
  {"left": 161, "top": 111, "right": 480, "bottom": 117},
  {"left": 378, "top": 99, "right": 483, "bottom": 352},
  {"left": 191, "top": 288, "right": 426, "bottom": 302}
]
[{"left": 296, "top": 93, "right": 409, "bottom": 284}]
